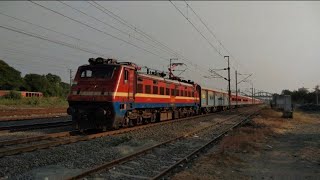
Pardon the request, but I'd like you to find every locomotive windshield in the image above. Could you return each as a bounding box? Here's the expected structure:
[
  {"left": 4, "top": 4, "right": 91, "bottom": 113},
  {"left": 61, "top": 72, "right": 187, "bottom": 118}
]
[{"left": 79, "top": 66, "right": 116, "bottom": 79}]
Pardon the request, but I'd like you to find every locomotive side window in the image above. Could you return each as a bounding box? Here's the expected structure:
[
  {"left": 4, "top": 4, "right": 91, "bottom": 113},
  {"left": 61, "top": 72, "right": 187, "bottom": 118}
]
[
  {"left": 160, "top": 87, "right": 164, "bottom": 95},
  {"left": 137, "top": 84, "right": 143, "bottom": 93},
  {"left": 145, "top": 85, "right": 151, "bottom": 94},
  {"left": 180, "top": 90, "right": 183, "bottom": 96},
  {"left": 171, "top": 89, "right": 175, "bottom": 96},
  {"left": 176, "top": 89, "right": 179, "bottom": 96},
  {"left": 153, "top": 86, "right": 158, "bottom": 94},
  {"left": 185, "top": 90, "right": 187, "bottom": 97},
  {"left": 166, "top": 88, "right": 170, "bottom": 95},
  {"left": 124, "top": 70, "right": 128, "bottom": 82}
]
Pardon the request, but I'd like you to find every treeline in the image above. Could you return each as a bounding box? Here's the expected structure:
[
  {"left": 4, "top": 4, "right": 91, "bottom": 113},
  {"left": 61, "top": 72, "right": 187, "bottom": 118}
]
[
  {"left": 280, "top": 86, "right": 319, "bottom": 104},
  {"left": 0, "top": 60, "right": 70, "bottom": 97}
]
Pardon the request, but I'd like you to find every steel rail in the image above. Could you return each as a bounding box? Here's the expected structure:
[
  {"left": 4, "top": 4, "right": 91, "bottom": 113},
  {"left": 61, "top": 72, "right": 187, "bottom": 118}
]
[
  {"left": 0, "top": 114, "right": 68, "bottom": 122},
  {"left": 0, "top": 121, "right": 72, "bottom": 132},
  {"left": 151, "top": 109, "right": 261, "bottom": 179},
  {"left": 65, "top": 107, "right": 260, "bottom": 180},
  {"left": 0, "top": 109, "right": 239, "bottom": 157},
  {"left": 0, "top": 131, "right": 76, "bottom": 147}
]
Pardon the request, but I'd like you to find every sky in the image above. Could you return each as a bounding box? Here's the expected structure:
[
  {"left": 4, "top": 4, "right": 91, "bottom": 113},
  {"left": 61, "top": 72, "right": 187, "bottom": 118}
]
[{"left": 0, "top": 1, "right": 319, "bottom": 94}]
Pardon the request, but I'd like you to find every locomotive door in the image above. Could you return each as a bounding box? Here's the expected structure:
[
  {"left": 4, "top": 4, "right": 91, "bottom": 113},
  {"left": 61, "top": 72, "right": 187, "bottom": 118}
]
[{"left": 124, "top": 68, "right": 135, "bottom": 102}]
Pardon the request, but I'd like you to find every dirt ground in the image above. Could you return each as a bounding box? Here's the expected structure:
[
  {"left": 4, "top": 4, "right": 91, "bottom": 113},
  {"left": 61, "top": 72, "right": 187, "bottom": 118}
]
[
  {"left": 173, "top": 107, "right": 320, "bottom": 180},
  {"left": 0, "top": 107, "right": 67, "bottom": 121}
]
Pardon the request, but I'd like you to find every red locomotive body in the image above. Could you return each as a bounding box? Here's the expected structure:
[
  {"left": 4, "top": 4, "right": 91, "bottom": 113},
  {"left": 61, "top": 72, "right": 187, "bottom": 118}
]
[{"left": 67, "top": 57, "right": 200, "bottom": 130}]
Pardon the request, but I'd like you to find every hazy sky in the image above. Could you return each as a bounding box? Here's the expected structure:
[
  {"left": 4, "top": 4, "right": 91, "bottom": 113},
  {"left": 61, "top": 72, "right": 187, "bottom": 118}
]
[{"left": 0, "top": 1, "right": 319, "bottom": 94}]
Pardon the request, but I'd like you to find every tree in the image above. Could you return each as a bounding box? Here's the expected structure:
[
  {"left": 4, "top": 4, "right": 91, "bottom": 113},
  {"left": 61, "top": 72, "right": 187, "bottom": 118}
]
[
  {"left": 0, "top": 60, "right": 24, "bottom": 90},
  {"left": 1, "top": 59, "right": 70, "bottom": 97},
  {"left": 24, "top": 74, "right": 50, "bottom": 95},
  {"left": 281, "top": 89, "right": 292, "bottom": 95}
]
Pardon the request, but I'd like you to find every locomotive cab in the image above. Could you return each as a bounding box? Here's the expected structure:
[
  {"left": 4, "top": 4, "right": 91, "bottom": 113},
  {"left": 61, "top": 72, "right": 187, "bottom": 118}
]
[{"left": 67, "top": 57, "right": 137, "bottom": 130}]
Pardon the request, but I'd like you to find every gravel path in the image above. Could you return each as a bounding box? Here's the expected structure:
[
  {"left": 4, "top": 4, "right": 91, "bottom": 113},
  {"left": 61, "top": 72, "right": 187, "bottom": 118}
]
[{"left": 0, "top": 107, "right": 254, "bottom": 179}]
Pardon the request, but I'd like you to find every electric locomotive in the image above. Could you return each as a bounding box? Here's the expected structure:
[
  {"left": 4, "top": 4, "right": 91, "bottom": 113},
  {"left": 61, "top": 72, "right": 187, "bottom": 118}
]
[{"left": 67, "top": 57, "right": 200, "bottom": 130}]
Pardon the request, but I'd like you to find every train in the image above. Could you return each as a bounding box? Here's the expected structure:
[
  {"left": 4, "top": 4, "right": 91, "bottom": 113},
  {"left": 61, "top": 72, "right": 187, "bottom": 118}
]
[
  {"left": 67, "top": 57, "right": 262, "bottom": 131},
  {"left": 0, "top": 90, "right": 43, "bottom": 98}
]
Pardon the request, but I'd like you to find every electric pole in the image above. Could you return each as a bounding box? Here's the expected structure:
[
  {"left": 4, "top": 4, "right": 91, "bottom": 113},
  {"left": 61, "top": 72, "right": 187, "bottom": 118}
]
[
  {"left": 251, "top": 83, "right": 254, "bottom": 104},
  {"left": 69, "top": 69, "right": 72, "bottom": 92},
  {"left": 254, "top": 88, "right": 255, "bottom": 104},
  {"left": 315, "top": 85, "right": 319, "bottom": 105},
  {"left": 235, "top": 70, "right": 238, "bottom": 108},
  {"left": 224, "top": 56, "right": 231, "bottom": 109},
  {"left": 169, "top": 58, "right": 178, "bottom": 79}
]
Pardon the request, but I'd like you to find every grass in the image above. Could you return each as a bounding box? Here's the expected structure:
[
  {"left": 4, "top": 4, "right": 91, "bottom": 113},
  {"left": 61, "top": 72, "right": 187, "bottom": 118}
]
[{"left": 0, "top": 96, "right": 68, "bottom": 108}]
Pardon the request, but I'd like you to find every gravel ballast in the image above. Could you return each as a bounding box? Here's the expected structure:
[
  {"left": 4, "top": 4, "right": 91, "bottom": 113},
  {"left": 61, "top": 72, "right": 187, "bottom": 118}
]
[{"left": 0, "top": 107, "right": 254, "bottom": 179}]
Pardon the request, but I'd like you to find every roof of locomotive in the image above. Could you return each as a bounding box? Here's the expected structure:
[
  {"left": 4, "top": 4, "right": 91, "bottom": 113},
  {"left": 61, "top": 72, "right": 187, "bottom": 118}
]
[{"left": 138, "top": 72, "right": 195, "bottom": 87}]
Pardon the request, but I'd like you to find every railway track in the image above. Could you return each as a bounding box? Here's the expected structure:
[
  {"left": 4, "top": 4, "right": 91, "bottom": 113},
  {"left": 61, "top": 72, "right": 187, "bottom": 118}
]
[
  {"left": 66, "top": 107, "right": 261, "bottom": 180},
  {"left": 0, "top": 120, "right": 72, "bottom": 132},
  {"left": 0, "top": 107, "right": 252, "bottom": 158}
]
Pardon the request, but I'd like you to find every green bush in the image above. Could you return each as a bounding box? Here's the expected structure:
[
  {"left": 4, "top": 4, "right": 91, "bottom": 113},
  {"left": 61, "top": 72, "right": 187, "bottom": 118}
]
[
  {"left": 26, "top": 97, "right": 40, "bottom": 105},
  {"left": 3, "top": 91, "right": 22, "bottom": 100}
]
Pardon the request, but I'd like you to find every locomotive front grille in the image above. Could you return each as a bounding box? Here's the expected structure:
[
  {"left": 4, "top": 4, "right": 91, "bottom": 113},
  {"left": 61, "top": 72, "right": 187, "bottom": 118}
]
[{"left": 69, "top": 101, "right": 114, "bottom": 130}]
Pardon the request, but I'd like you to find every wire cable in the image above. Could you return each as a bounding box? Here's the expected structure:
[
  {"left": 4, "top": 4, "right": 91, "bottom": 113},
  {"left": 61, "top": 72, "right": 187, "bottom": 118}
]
[
  {"left": 185, "top": 1, "right": 242, "bottom": 71},
  {"left": 58, "top": 1, "right": 172, "bottom": 58},
  {"left": 0, "top": 11, "right": 116, "bottom": 55},
  {"left": 0, "top": 24, "right": 108, "bottom": 57},
  {"left": 170, "top": 1, "right": 223, "bottom": 57},
  {"left": 29, "top": 1, "right": 168, "bottom": 61}
]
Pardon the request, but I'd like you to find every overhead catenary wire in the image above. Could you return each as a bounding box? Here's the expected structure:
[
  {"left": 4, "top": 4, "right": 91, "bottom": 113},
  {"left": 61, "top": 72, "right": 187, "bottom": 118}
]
[
  {"left": 0, "top": 46, "right": 79, "bottom": 65},
  {"left": 58, "top": 1, "right": 174, "bottom": 58},
  {"left": 184, "top": 1, "right": 242, "bottom": 72},
  {"left": 169, "top": 1, "right": 229, "bottom": 81},
  {"left": 2, "top": 1, "right": 229, "bottom": 88},
  {"left": 0, "top": 24, "right": 109, "bottom": 57},
  {"left": 29, "top": 1, "right": 169, "bottom": 61},
  {"left": 59, "top": 1, "right": 223, "bottom": 84},
  {"left": 89, "top": 1, "right": 227, "bottom": 82},
  {"left": 0, "top": 11, "right": 117, "bottom": 57},
  {"left": 0, "top": 37, "right": 103, "bottom": 63},
  {"left": 169, "top": 1, "right": 223, "bottom": 58},
  {"left": 90, "top": 1, "right": 181, "bottom": 58}
]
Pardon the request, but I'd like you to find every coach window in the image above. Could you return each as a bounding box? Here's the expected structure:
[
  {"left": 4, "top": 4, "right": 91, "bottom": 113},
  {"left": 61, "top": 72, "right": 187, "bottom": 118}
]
[
  {"left": 188, "top": 91, "right": 191, "bottom": 97},
  {"left": 137, "top": 84, "right": 143, "bottom": 93},
  {"left": 185, "top": 91, "right": 188, "bottom": 97},
  {"left": 166, "top": 88, "right": 170, "bottom": 95},
  {"left": 124, "top": 70, "right": 129, "bottom": 83},
  {"left": 153, "top": 86, "right": 158, "bottom": 94},
  {"left": 176, "top": 89, "right": 180, "bottom": 96},
  {"left": 160, "top": 87, "right": 164, "bottom": 95},
  {"left": 145, "top": 85, "right": 151, "bottom": 94},
  {"left": 171, "top": 89, "right": 175, "bottom": 96}
]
